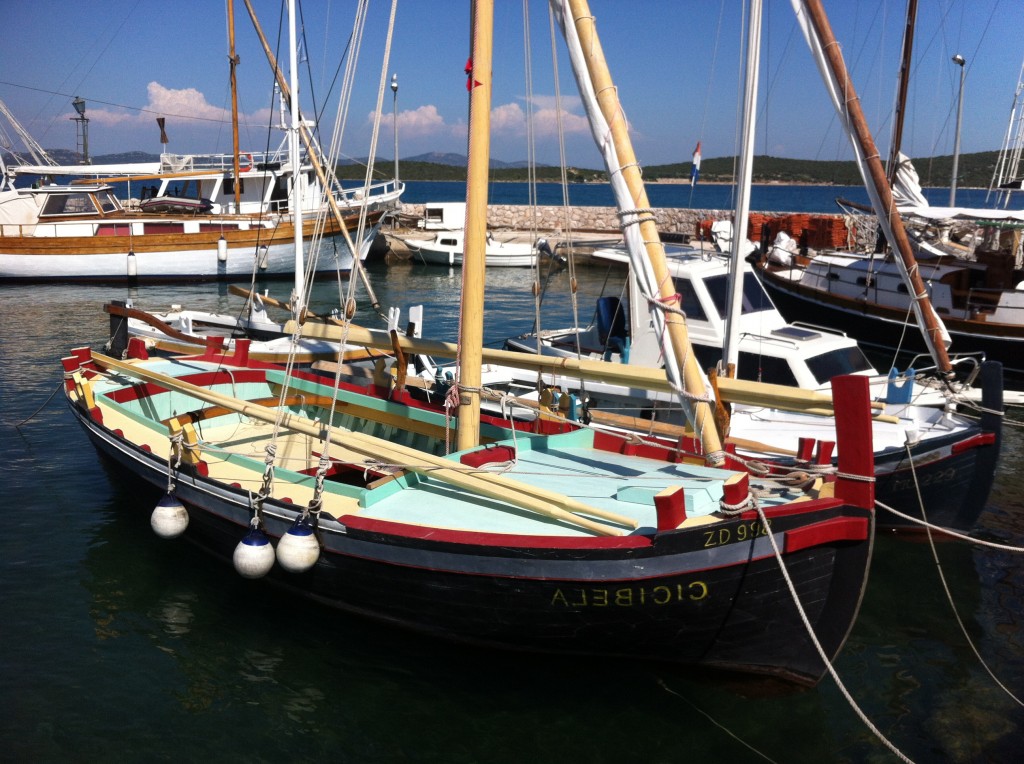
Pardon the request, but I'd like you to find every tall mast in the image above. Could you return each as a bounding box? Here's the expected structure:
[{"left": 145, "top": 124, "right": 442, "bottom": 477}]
[
  {"left": 242, "top": 0, "right": 383, "bottom": 313},
  {"left": 556, "top": 0, "right": 724, "bottom": 461},
  {"left": 721, "top": 0, "right": 763, "bottom": 374},
  {"left": 792, "top": 0, "right": 952, "bottom": 375},
  {"left": 885, "top": 0, "right": 917, "bottom": 187},
  {"left": 455, "top": 0, "right": 493, "bottom": 451},
  {"left": 228, "top": 0, "right": 242, "bottom": 210},
  {"left": 287, "top": 0, "right": 305, "bottom": 315}
]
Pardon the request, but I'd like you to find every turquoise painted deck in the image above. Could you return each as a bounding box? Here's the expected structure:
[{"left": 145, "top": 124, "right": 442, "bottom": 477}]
[{"left": 90, "top": 359, "right": 799, "bottom": 538}]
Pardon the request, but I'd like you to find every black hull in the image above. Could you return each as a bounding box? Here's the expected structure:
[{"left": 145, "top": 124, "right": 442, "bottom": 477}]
[
  {"left": 872, "top": 436, "right": 999, "bottom": 531},
  {"left": 758, "top": 275, "right": 1004, "bottom": 532},
  {"left": 759, "top": 271, "right": 1024, "bottom": 385},
  {"left": 71, "top": 402, "right": 874, "bottom": 686}
]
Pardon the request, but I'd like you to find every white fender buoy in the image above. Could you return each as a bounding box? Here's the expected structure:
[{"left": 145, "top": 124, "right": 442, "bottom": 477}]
[
  {"left": 217, "top": 236, "right": 228, "bottom": 263},
  {"left": 127, "top": 250, "right": 138, "bottom": 279},
  {"left": 232, "top": 526, "right": 275, "bottom": 579},
  {"left": 275, "top": 515, "right": 319, "bottom": 573},
  {"left": 151, "top": 493, "right": 189, "bottom": 538}
]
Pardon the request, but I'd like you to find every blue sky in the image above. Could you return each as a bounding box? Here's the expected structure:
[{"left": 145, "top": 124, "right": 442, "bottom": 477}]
[{"left": 2, "top": 0, "right": 1021, "bottom": 169}]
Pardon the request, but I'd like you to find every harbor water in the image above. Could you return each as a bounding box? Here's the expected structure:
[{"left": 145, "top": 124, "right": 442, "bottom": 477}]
[{"left": 2, "top": 258, "right": 1023, "bottom": 760}]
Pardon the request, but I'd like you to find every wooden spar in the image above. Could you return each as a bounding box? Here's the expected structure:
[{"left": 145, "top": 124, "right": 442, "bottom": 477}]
[
  {"left": 800, "top": 0, "right": 952, "bottom": 375},
  {"left": 241, "top": 0, "right": 383, "bottom": 311},
  {"left": 227, "top": 0, "right": 242, "bottom": 210},
  {"left": 562, "top": 0, "right": 725, "bottom": 463},
  {"left": 88, "top": 353, "right": 635, "bottom": 536},
  {"left": 886, "top": 0, "right": 917, "bottom": 187},
  {"left": 227, "top": 284, "right": 322, "bottom": 319},
  {"left": 288, "top": 319, "right": 894, "bottom": 420},
  {"left": 457, "top": 0, "right": 493, "bottom": 451},
  {"left": 69, "top": 169, "right": 221, "bottom": 185}
]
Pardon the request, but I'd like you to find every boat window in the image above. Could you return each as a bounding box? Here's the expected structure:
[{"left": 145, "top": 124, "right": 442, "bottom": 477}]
[
  {"left": 39, "top": 192, "right": 97, "bottom": 217},
  {"left": 737, "top": 352, "right": 799, "bottom": 387},
  {"left": 670, "top": 277, "right": 708, "bottom": 321},
  {"left": 96, "top": 191, "right": 120, "bottom": 213},
  {"left": 805, "top": 347, "right": 874, "bottom": 385},
  {"left": 703, "top": 273, "right": 774, "bottom": 319},
  {"left": 439, "top": 238, "right": 458, "bottom": 247},
  {"left": 224, "top": 178, "right": 245, "bottom": 196}
]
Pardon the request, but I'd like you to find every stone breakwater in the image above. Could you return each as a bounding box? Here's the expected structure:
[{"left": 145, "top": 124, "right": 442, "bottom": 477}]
[{"left": 395, "top": 203, "right": 877, "bottom": 250}]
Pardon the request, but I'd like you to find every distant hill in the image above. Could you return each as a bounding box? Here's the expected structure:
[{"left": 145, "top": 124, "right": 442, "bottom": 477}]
[
  {"left": 2, "top": 148, "right": 160, "bottom": 166},
  {"left": 644, "top": 151, "right": 1004, "bottom": 188},
  {"left": 4, "top": 145, "right": 1005, "bottom": 188}
]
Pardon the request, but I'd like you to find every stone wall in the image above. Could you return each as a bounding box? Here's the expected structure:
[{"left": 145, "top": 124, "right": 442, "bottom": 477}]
[{"left": 396, "top": 202, "right": 878, "bottom": 249}]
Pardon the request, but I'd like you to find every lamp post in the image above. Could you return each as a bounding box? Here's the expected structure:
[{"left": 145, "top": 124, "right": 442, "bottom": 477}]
[
  {"left": 949, "top": 54, "right": 966, "bottom": 206},
  {"left": 70, "top": 96, "right": 90, "bottom": 165},
  {"left": 391, "top": 73, "right": 399, "bottom": 187}
]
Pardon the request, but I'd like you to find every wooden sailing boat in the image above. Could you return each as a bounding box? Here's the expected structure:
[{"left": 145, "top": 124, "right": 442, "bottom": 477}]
[
  {"left": 62, "top": 0, "right": 879, "bottom": 685},
  {"left": 366, "top": 0, "right": 1001, "bottom": 533}
]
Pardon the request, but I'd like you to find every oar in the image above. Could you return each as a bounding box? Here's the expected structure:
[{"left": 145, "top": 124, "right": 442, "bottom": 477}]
[{"left": 91, "top": 353, "right": 637, "bottom": 536}]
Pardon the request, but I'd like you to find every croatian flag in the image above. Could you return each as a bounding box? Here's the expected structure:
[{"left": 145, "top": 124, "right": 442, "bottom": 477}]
[{"left": 691, "top": 142, "right": 702, "bottom": 185}]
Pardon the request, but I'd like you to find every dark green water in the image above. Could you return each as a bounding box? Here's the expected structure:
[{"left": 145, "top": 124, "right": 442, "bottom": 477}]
[{"left": 1, "top": 262, "right": 1021, "bottom": 762}]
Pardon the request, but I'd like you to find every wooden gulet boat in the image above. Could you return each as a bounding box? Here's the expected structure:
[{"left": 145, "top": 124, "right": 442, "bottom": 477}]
[
  {"left": 61, "top": 0, "right": 880, "bottom": 686},
  {"left": 0, "top": 182, "right": 382, "bottom": 282}
]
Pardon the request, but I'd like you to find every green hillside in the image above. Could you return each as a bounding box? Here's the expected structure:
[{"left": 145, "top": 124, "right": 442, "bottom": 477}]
[{"left": 335, "top": 151, "right": 1003, "bottom": 188}]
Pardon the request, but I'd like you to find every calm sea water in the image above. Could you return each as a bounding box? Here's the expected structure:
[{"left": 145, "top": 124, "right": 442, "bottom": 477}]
[
  {"left": 399, "top": 180, "right": 1024, "bottom": 213},
  {"left": 2, "top": 262, "right": 1022, "bottom": 762}
]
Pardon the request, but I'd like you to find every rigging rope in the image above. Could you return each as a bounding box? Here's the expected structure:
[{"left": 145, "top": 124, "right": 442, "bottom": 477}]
[
  {"left": 754, "top": 502, "right": 914, "bottom": 763},
  {"left": 890, "top": 443, "right": 1024, "bottom": 708}
]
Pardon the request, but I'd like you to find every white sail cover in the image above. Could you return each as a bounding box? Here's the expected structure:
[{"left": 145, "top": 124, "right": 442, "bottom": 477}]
[
  {"left": 789, "top": 0, "right": 952, "bottom": 351},
  {"left": 891, "top": 152, "right": 1024, "bottom": 220},
  {"left": 891, "top": 152, "right": 928, "bottom": 208},
  {"left": 550, "top": 0, "right": 695, "bottom": 411}
]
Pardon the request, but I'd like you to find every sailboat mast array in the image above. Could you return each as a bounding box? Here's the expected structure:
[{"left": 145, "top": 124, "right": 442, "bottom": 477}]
[
  {"left": 556, "top": 0, "right": 724, "bottom": 462},
  {"left": 791, "top": 0, "right": 953, "bottom": 377}
]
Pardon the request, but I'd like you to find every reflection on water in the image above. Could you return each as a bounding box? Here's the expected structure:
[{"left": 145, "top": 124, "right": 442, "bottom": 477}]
[{"left": 1, "top": 264, "right": 1022, "bottom": 762}]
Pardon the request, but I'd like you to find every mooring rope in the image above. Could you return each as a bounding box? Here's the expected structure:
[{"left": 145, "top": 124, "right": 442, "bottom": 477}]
[
  {"left": 876, "top": 501, "right": 1024, "bottom": 552},
  {"left": 895, "top": 444, "right": 1024, "bottom": 708},
  {"left": 14, "top": 381, "right": 64, "bottom": 429},
  {"left": 755, "top": 503, "right": 914, "bottom": 763},
  {"left": 656, "top": 678, "right": 779, "bottom": 763}
]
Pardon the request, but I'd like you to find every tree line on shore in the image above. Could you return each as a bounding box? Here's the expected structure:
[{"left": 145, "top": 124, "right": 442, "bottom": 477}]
[{"left": 337, "top": 150, "right": 1004, "bottom": 188}]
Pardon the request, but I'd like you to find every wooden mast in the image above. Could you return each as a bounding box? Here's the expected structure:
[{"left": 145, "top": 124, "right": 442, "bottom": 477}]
[
  {"left": 885, "top": 0, "right": 917, "bottom": 187},
  {"left": 800, "top": 0, "right": 952, "bottom": 375},
  {"left": 456, "top": 0, "right": 493, "bottom": 451},
  {"left": 228, "top": 0, "right": 242, "bottom": 210},
  {"left": 563, "top": 0, "right": 724, "bottom": 461}
]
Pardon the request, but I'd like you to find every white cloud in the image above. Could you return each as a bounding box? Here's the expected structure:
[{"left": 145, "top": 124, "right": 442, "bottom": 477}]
[
  {"left": 86, "top": 82, "right": 238, "bottom": 128},
  {"left": 375, "top": 104, "right": 447, "bottom": 137}
]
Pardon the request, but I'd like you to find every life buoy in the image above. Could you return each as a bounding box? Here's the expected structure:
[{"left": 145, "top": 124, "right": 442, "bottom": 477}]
[{"left": 239, "top": 153, "right": 254, "bottom": 173}]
